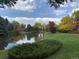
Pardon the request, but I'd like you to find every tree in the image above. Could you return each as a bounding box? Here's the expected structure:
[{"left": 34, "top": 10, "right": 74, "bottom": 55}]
[
  {"left": 0, "top": 0, "right": 17, "bottom": 8},
  {"left": 72, "top": 11, "right": 79, "bottom": 30},
  {"left": 48, "top": 21, "right": 56, "bottom": 33},
  {"left": 26, "top": 24, "right": 33, "bottom": 32},
  {"left": 61, "top": 16, "right": 72, "bottom": 24},
  {"left": 58, "top": 22, "right": 75, "bottom": 32},
  {"left": 48, "top": 0, "right": 73, "bottom": 8},
  {"left": 11, "top": 21, "right": 26, "bottom": 32},
  {"left": 0, "top": 0, "right": 73, "bottom": 8},
  {"left": 0, "top": 16, "right": 12, "bottom": 35},
  {"left": 11, "top": 21, "right": 20, "bottom": 31},
  {"left": 58, "top": 16, "right": 76, "bottom": 32},
  {"left": 33, "top": 23, "right": 43, "bottom": 30},
  {"left": 72, "top": 11, "right": 79, "bottom": 20},
  {"left": 20, "top": 24, "right": 26, "bottom": 31},
  {"left": 0, "top": 17, "right": 10, "bottom": 31}
]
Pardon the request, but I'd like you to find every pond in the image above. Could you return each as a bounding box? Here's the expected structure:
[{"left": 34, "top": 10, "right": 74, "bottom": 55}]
[{"left": 0, "top": 32, "right": 43, "bottom": 50}]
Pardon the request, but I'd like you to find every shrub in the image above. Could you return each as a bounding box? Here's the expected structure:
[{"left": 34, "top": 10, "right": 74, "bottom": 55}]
[
  {"left": 8, "top": 40, "right": 62, "bottom": 59},
  {"left": 69, "top": 30, "right": 79, "bottom": 34}
]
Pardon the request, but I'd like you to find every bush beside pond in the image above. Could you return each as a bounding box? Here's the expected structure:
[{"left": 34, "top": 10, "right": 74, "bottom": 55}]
[{"left": 8, "top": 40, "right": 62, "bottom": 59}]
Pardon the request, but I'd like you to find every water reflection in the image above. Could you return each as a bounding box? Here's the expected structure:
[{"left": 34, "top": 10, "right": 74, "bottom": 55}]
[{"left": 0, "top": 32, "right": 43, "bottom": 50}]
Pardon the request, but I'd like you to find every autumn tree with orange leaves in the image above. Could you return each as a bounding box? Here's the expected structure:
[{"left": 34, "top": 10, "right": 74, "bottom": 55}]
[{"left": 48, "top": 21, "right": 56, "bottom": 33}]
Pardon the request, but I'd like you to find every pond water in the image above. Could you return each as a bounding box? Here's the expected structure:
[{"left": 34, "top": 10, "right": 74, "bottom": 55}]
[{"left": 0, "top": 33, "right": 43, "bottom": 50}]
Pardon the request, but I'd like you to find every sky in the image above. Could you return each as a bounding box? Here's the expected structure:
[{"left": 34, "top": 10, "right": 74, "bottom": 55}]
[{"left": 0, "top": 0, "right": 79, "bottom": 25}]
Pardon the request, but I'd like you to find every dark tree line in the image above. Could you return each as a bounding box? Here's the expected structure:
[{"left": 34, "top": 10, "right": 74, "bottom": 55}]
[
  {"left": 0, "top": 17, "right": 11, "bottom": 35},
  {"left": 0, "top": 16, "right": 26, "bottom": 36}
]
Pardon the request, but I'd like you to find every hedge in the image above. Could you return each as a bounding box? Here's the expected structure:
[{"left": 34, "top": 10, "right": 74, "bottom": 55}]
[{"left": 8, "top": 39, "right": 62, "bottom": 59}]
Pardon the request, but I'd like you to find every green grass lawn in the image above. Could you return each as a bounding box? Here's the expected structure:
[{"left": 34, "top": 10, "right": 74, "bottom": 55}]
[
  {"left": 0, "top": 32, "right": 79, "bottom": 59},
  {"left": 0, "top": 50, "right": 8, "bottom": 59},
  {"left": 45, "top": 32, "right": 79, "bottom": 59}
]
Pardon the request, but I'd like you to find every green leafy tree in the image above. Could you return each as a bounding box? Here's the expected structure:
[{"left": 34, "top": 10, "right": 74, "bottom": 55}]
[
  {"left": 72, "top": 11, "right": 79, "bottom": 30},
  {"left": 72, "top": 11, "right": 79, "bottom": 20},
  {"left": 20, "top": 24, "right": 26, "bottom": 31},
  {"left": 8, "top": 21, "right": 26, "bottom": 36},
  {"left": 33, "top": 22, "right": 46, "bottom": 32},
  {"left": 33, "top": 23, "right": 43, "bottom": 30},
  {"left": 0, "top": 17, "right": 9, "bottom": 30},
  {"left": 0, "top": 16, "right": 12, "bottom": 35},
  {"left": 11, "top": 21, "right": 20, "bottom": 30},
  {"left": 11, "top": 21, "right": 26, "bottom": 32}
]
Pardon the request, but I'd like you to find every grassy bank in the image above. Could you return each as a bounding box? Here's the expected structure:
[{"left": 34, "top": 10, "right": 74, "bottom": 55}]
[
  {"left": 0, "top": 50, "right": 8, "bottom": 59},
  {"left": 0, "top": 32, "right": 79, "bottom": 59},
  {"left": 45, "top": 32, "right": 79, "bottom": 59}
]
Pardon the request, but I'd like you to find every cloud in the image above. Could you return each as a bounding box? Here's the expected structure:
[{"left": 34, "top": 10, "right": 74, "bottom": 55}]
[
  {"left": 60, "top": 0, "right": 79, "bottom": 8},
  {"left": 54, "top": 10, "right": 67, "bottom": 16},
  {"left": 4, "top": 17, "right": 61, "bottom": 25},
  {"left": 11, "top": 0, "right": 37, "bottom": 12},
  {"left": 53, "top": 0, "right": 79, "bottom": 16},
  {"left": 1, "top": 0, "right": 79, "bottom": 18}
]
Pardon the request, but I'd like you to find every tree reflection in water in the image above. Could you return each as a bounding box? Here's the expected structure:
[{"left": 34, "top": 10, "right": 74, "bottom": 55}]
[{"left": 0, "top": 32, "right": 43, "bottom": 50}]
